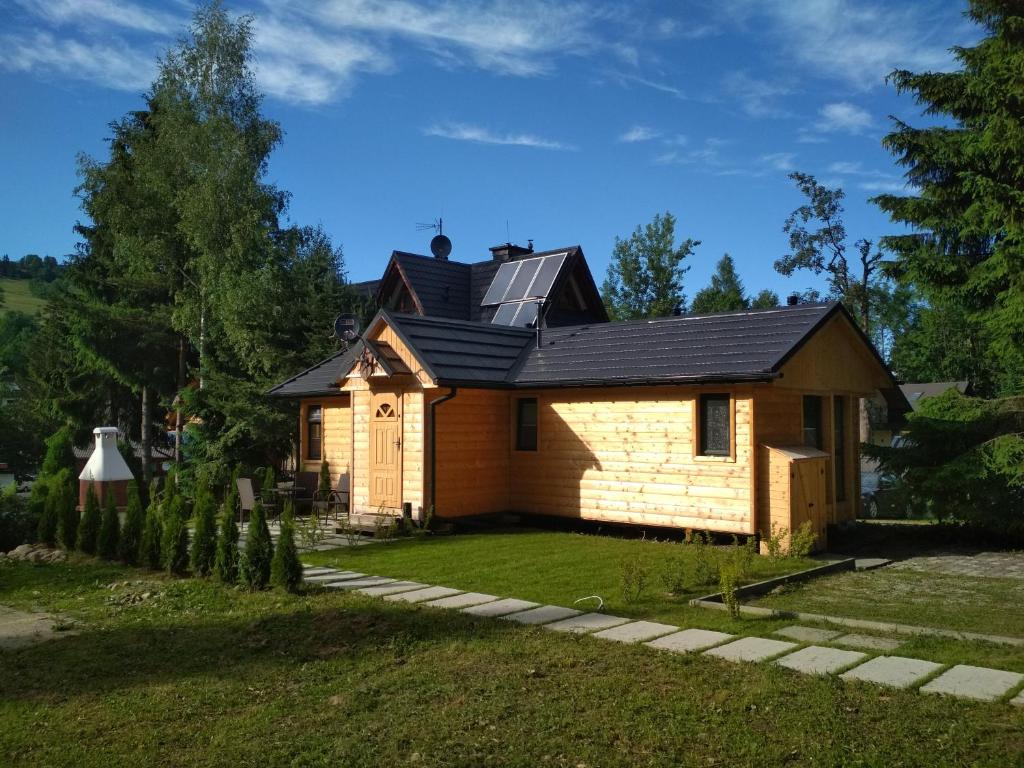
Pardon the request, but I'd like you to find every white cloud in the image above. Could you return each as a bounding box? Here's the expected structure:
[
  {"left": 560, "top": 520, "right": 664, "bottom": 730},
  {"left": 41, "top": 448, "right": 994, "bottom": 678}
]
[
  {"left": 13, "top": 0, "right": 183, "bottom": 35},
  {"left": 723, "top": 71, "right": 792, "bottom": 118},
  {"left": 655, "top": 137, "right": 727, "bottom": 167},
  {"left": 609, "top": 71, "right": 689, "bottom": 100},
  {"left": 424, "top": 122, "right": 575, "bottom": 150},
  {"left": 759, "top": 152, "right": 796, "bottom": 172},
  {"left": 619, "top": 125, "right": 659, "bottom": 143},
  {"left": 816, "top": 102, "right": 873, "bottom": 134},
  {"left": 0, "top": 30, "right": 155, "bottom": 91},
  {"left": 858, "top": 180, "right": 908, "bottom": 193}
]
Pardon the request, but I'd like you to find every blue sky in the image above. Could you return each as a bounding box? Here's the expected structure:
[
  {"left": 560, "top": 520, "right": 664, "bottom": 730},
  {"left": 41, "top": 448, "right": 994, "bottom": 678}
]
[{"left": 0, "top": 0, "right": 973, "bottom": 299}]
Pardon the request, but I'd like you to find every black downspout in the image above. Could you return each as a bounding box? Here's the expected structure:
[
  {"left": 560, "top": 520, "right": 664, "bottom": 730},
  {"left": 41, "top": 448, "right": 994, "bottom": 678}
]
[{"left": 428, "top": 387, "right": 458, "bottom": 519}]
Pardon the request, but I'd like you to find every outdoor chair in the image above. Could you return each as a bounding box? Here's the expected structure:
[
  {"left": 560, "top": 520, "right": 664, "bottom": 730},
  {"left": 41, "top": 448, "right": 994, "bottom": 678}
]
[
  {"left": 237, "top": 477, "right": 278, "bottom": 524},
  {"left": 292, "top": 471, "right": 318, "bottom": 513},
  {"left": 312, "top": 472, "right": 350, "bottom": 525}
]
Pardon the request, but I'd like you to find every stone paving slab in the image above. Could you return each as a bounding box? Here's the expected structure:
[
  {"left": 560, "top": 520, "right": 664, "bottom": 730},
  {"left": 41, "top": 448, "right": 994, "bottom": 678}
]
[
  {"left": 502, "top": 605, "right": 581, "bottom": 626},
  {"left": 833, "top": 633, "right": 902, "bottom": 652},
  {"left": 840, "top": 656, "right": 944, "bottom": 689},
  {"left": 302, "top": 567, "right": 338, "bottom": 576},
  {"left": 357, "top": 581, "right": 427, "bottom": 597},
  {"left": 542, "top": 613, "right": 631, "bottom": 634},
  {"left": 646, "top": 628, "right": 734, "bottom": 654},
  {"left": 593, "top": 621, "right": 679, "bottom": 643},
  {"left": 424, "top": 592, "right": 501, "bottom": 609},
  {"left": 304, "top": 571, "right": 364, "bottom": 583},
  {"left": 461, "top": 598, "right": 539, "bottom": 618},
  {"left": 920, "top": 664, "right": 1024, "bottom": 702},
  {"left": 324, "top": 576, "right": 395, "bottom": 589},
  {"left": 385, "top": 586, "right": 462, "bottom": 603},
  {"left": 776, "top": 645, "right": 867, "bottom": 675},
  {"left": 854, "top": 558, "right": 891, "bottom": 571},
  {"left": 1012, "top": 690, "right": 1024, "bottom": 707},
  {"left": 705, "top": 637, "right": 798, "bottom": 663},
  {"left": 774, "top": 625, "right": 843, "bottom": 643}
]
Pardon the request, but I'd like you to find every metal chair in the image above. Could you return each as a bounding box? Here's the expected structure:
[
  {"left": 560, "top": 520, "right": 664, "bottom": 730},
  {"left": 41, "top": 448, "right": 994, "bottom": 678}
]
[
  {"left": 312, "top": 472, "right": 350, "bottom": 525},
  {"left": 237, "top": 477, "right": 278, "bottom": 524}
]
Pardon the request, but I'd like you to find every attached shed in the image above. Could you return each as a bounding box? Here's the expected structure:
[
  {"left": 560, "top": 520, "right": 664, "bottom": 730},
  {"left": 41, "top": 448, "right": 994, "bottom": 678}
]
[{"left": 760, "top": 445, "right": 829, "bottom": 548}]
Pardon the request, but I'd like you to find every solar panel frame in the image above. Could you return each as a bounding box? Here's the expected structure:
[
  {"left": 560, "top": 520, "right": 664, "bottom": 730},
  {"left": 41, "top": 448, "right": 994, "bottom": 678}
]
[
  {"left": 491, "top": 302, "right": 519, "bottom": 325},
  {"left": 512, "top": 301, "right": 540, "bottom": 328}
]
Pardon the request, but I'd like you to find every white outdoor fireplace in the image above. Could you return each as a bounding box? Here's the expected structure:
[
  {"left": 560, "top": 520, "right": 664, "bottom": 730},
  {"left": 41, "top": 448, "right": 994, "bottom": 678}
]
[{"left": 78, "top": 427, "right": 134, "bottom": 508}]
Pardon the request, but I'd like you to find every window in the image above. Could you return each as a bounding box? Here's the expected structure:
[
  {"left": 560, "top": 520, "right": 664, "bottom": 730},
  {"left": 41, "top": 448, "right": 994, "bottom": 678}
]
[
  {"left": 834, "top": 396, "right": 846, "bottom": 501},
  {"left": 699, "top": 394, "right": 731, "bottom": 456},
  {"left": 803, "top": 395, "right": 823, "bottom": 449},
  {"left": 307, "top": 405, "right": 323, "bottom": 461},
  {"left": 515, "top": 398, "right": 538, "bottom": 451}
]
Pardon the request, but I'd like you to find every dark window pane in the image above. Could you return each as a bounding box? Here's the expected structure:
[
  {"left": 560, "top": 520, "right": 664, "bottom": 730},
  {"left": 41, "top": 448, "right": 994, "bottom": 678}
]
[
  {"left": 834, "top": 396, "right": 846, "bottom": 501},
  {"left": 803, "top": 395, "right": 822, "bottom": 449},
  {"left": 307, "top": 405, "right": 323, "bottom": 460},
  {"left": 700, "top": 394, "right": 730, "bottom": 456},
  {"left": 516, "top": 398, "right": 538, "bottom": 451}
]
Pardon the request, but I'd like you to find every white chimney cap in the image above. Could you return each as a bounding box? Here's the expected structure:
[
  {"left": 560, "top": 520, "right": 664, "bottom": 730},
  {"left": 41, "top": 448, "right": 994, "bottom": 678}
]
[{"left": 78, "top": 427, "right": 135, "bottom": 483}]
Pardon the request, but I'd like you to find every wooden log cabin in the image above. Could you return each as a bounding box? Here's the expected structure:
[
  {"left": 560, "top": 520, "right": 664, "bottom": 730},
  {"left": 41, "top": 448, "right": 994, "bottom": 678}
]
[{"left": 269, "top": 242, "right": 908, "bottom": 551}]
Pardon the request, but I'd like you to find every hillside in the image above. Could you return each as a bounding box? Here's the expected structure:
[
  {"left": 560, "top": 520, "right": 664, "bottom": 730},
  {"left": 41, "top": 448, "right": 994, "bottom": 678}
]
[{"left": 0, "top": 278, "right": 47, "bottom": 315}]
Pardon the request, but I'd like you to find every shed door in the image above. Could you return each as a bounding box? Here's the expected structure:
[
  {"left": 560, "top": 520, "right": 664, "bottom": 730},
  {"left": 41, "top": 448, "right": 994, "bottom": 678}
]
[
  {"left": 791, "top": 458, "right": 828, "bottom": 548},
  {"left": 369, "top": 392, "right": 401, "bottom": 508}
]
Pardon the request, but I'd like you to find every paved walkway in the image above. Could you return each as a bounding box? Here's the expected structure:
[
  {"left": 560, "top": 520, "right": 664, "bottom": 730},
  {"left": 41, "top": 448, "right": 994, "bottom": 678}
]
[
  {"left": 239, "top": 519, "right": 378, "bottom": 553},
  {"left": 302, "top": 564, "right": 1024, "bottom": 707},
  {"left": 888, "top": 551, "right": 1024, "bottom": 581}
]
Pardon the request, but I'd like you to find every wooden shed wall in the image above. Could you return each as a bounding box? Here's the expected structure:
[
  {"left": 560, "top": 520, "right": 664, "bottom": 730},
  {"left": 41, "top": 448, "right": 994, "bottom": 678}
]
[
  {"left": 299, "top": 396, "right": 351, "bottom": 487},
  {"left": 507, "top": 386, "right": 757, "bottom": 534},
  {"left": 434, "top": 388, "right": 511, "bottom": 517}
]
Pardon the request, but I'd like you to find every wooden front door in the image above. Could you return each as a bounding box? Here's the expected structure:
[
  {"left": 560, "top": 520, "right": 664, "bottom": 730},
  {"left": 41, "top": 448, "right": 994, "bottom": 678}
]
[{"left": 369, "top": 392, "right": 401, "bottom": 508}]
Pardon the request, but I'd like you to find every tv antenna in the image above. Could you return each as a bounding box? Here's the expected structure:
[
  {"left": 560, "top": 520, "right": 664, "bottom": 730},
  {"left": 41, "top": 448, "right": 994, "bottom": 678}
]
[{"left": 416, "top": 217, "right": 452, "bottom": 260}]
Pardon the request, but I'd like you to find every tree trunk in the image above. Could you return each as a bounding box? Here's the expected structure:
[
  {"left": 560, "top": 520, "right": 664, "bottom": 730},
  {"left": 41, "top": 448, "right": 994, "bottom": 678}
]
[
  {"left": 140, "top": 384, "right": 153, "bottom": 488},
  {"left": 174, "top": 336, "right": 186, "bottom": 464}
]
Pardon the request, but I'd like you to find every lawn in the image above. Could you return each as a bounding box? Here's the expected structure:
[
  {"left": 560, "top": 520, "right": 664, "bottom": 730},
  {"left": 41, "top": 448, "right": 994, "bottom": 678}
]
[
  {"left": 2, "top": 556, "right": 1023, "bottom": 767},
  {"left": 0, "top": 278, "right": 47, "bottom": 315}
]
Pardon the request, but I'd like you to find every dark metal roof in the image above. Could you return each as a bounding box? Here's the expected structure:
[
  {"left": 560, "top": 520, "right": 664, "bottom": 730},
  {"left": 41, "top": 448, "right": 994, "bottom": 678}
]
[
  {"left": 265, "top": 346, "right": 357, "bottom": 397},
  {"left": 391, "top": 252, "right": 472, "bottom": 320}
]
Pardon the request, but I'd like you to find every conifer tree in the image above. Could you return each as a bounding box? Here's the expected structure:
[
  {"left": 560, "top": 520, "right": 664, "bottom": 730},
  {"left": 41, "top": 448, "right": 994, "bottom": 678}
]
[
  {"left": 140, "top": 497, "right": 163, "bottom": 570},
  {"left": 691, "top": 255, "right": 750, "bottom": 314},
  {"left": 240, "top": 500, "right": 273, "bottom": 590},
  {"left": 35, "top": 482, "right": 56, "bottom": 546},
  {"left": 119, "top": 482, "right": 144, "bottom": 565},
  {"left": 161, "top": 493, "right": 190, "bottom": 575},
  {"left": 190, "top": 484, "right": 217, "bottom": 576},
  {"left": 50, "top": 470, "right": 78, "bottom": 550},
  {"left": 214, "top": 477, "right": 240, "bottom": 583},
  {"left": 77, "top": 485, "right": 101, "bottom": 554},
  {"left": 97, "top": 490, "right": 120, "bottom": 560},
  {"left": 271, "top": 503, "right": 302, "bottom": 593},
  {"left": 318, "top": 459, "right": 331, "bottom": 494}
]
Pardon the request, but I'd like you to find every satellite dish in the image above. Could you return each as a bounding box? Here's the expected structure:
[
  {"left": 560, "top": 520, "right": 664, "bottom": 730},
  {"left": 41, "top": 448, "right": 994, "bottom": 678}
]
[
  {"left": 334, "top": 313, "right": 361, "bottom": 342},
  {"left": 430, "top": 234, "right": 452, "bottom": 260}
]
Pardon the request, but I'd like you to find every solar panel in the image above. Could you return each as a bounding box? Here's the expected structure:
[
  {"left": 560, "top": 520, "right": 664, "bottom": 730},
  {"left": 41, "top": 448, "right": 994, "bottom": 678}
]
[
  {"left": 491, "top": 302, "right": 519, "bottom": 325},
  {"left": 530, "top": 252, "right": 567, "bottom": 297},
  {"left": 512, "top": 301, "right": 540, "bottom": 327},
  {"left": 505, "top": 258, "right": 542, "bottom": 302},
  {"left": 481, "top": 261, "right": 519, "bottom": 306}
]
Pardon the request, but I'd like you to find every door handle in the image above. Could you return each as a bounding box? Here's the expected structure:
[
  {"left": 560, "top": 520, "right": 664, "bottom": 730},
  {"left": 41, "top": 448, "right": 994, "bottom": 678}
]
[{"left": 394, "top": 440, "right": 402, "bottom": 449}]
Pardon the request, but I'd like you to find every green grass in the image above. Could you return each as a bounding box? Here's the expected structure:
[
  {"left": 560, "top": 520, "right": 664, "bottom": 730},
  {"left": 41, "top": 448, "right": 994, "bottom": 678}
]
[
  {"left": 0, "top": 278, "right": 47, "bottom": 315},
  {"left": 2, "top": 556, "right": 1022, "bottom": 767}
]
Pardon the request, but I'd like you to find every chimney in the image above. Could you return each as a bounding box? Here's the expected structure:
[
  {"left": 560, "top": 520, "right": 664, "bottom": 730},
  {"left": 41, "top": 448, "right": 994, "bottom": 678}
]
[{"left": 489, "top": 242, "right": 534, "bottom": 262}]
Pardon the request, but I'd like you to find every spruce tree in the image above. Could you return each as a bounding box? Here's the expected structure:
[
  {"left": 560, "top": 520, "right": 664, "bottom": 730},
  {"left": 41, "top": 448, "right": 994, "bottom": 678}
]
[
  {"left": 240, "top": 500, "right": 273, "bottom": 590},
  {"left": 161, "top": 494, "right": 190, "bottom": 575},
  {"left": 271, "top": 503, "right": 302, "bottom": 593},
  {"left": 119, "top": 482, "right": 144, "bottom": 565},
  {"left": 214, "top": 483, "right": 240, "bottom": 583},
  {"left": 35, "top": 482, "right": 56, "bottom": 546},
  {"left": 77, "top": 485, "right": 101, "bottom": 554},
  {"left": 140, "top": 497, "right": 163, "bottom": 570},
  {"left": 691, "top": 254, "right": 750, "bottom": 314},
  {"left": 97, "top": 490, "right": 121, "bottom": 560},
  {"left": 189, "top": 484, "right": 217, "bottom": 577}
]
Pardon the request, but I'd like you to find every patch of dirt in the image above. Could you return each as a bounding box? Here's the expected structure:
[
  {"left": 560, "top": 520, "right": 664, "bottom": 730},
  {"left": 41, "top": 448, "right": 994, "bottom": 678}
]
[{"left": 0, "top": 605, "right": 77, "bottom": 650}]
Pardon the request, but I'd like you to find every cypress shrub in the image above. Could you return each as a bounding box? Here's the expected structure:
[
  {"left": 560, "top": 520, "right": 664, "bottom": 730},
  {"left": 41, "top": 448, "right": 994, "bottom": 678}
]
[
  {"left": 35, "top": 482, "right": 56, "bottom": 546},
  {"left": 77, "top": 485, "right": 101, "bottom": 554},
  {"left": 140, "top": 498, "right": 163, "bottom": 570},
  {"left": 161, "top": 494, "right": 189, "bottom": 575},
  {"left": 240, "top": 500, "right": 273, "bottom": 590},
  {"left": 214, "top": 490, "right": 240, "bottom": 583},
  {"left": 190, "top": 485, "right": 217, "bottom": 577},
  {"left": 271, "top": 503, "right": 302, "bottom": 593},
  {"left": 119, "top": 482, "right": 144, "bottom": 565},
  {"left": 51, "top": 471, "right": 78, "bottom": 550},
  {"left": 318, "top": 460, "right": 331, "bottom": 494},
  {"left": 97, "top": 490, "right": 120, "bottom": 560}
]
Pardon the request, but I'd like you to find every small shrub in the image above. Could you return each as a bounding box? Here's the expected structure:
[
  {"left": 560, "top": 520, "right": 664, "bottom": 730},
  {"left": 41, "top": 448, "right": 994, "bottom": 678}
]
[
  {"left": 33, "top": 482, "right": 55, "bottom": 546},
  {"left": 0, "top": 486, "right": 34, "bottom": 552},
  {"left": 77, "top": 485, "right": 101, "bottom": 554},
  {"left": 296, "top": 512, "right": 326, "bottom": 550},
  {"left": 240, "top": 500, "right": 273, "bottom": 590},
  {"left": 727, "top": 534, "right": 757, "bottom": 579},
  {"left": 214, "top": 495, "right": 240, "bottom": 583},
  {"left": 119, "top": 483, "right": 144, "bottom": 565},
  {"left": 719, "top": 565, "right": 741, "bottom": 619},
  {"left": 271, "top": 504, "right": 303, "bottom": 593},
  {"left": 787, "top": 520, "right": 817, "bottom": 559},
  {"left": 189, "top": 485, "right": 217, "bottom": 577},
  {"left": 97, "top": 490, "right": 121, "bottom": 560},
  {"left": 373, "top": 515, "right": 397, "bottom": 541},
  {"left": 619, "top": 554, "right": 648, "bottom": 604},
  {"left": 140, "top": 498, "right": 163, "bottom": 570},
  {"left": 318, "top": 460, "right": 331, "bottom": 494},
  {"left": 763, "top": 522, "right": 788, "bottom": 562},
  {"left": 161, "top": 495, "right": 189, "bottom": 575},
  {"left": 339, "top": 520, "right": 362, "bottom": 548},
  {"left": 686, "top": 531, "right": 720, "bottom": 588},
  {"left": 660, "top": 553, "right": 687, "bottom": 595}
]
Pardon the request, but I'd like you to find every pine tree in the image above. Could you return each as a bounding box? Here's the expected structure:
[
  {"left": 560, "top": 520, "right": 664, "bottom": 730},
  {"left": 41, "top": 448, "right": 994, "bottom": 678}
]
[
  {"left": 119, "top": 482, "right": 144, "bottom": 565},
  {"left": 691, "top": 255, "right": 750, "bottom": 314},
  {"left": 161, "top": 493, "right": 189, "bottom": 575},
  {"left": 240, "top": 500, "right": 273, "bottom": 590},
  {"left": 34, "top": 482, "right": 56, "bottom": 546},
  {"left": 77, "top": 485, "right": 101, "bottom": 554},
  {"left": 190, "top": 484, "right": 217, "bottom": 576},
  {"left": 140, "top": 497, "right": 163, "bottom": 570},
  {"left": 271, "top": 503, "right": 302, "bottom": 593},
  {"left": 601, "top": 212, "right": 698, "bottom": 320},
  {"left": 97, "top": 490, "right": 120, "bottom": 560}
]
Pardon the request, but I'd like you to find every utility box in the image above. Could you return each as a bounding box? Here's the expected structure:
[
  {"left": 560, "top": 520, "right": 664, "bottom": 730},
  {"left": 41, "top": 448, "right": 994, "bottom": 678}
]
[
  {"left": 759, "top": 444, "right": 829, "bottom": 553},
  {"left": 78, "top": 427, "right": 135, "bottom": 509}
]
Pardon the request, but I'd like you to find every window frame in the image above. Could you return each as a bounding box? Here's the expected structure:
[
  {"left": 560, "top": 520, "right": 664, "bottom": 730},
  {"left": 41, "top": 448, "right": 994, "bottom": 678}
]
[
  {"left": 833, "top": 395, "right": 847, "bottom": 502},
  {"left": 514, "top": 397, "right": 539, "bottom": 452},
  {"left": 802, "top": 395, "right": 823, "bottom": 450},
  {"left": 696, "top": 393, "right": 734, "bottom": 460},
  {"left": 306, "top": 404, "right": 323, "bottom": 461}
]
